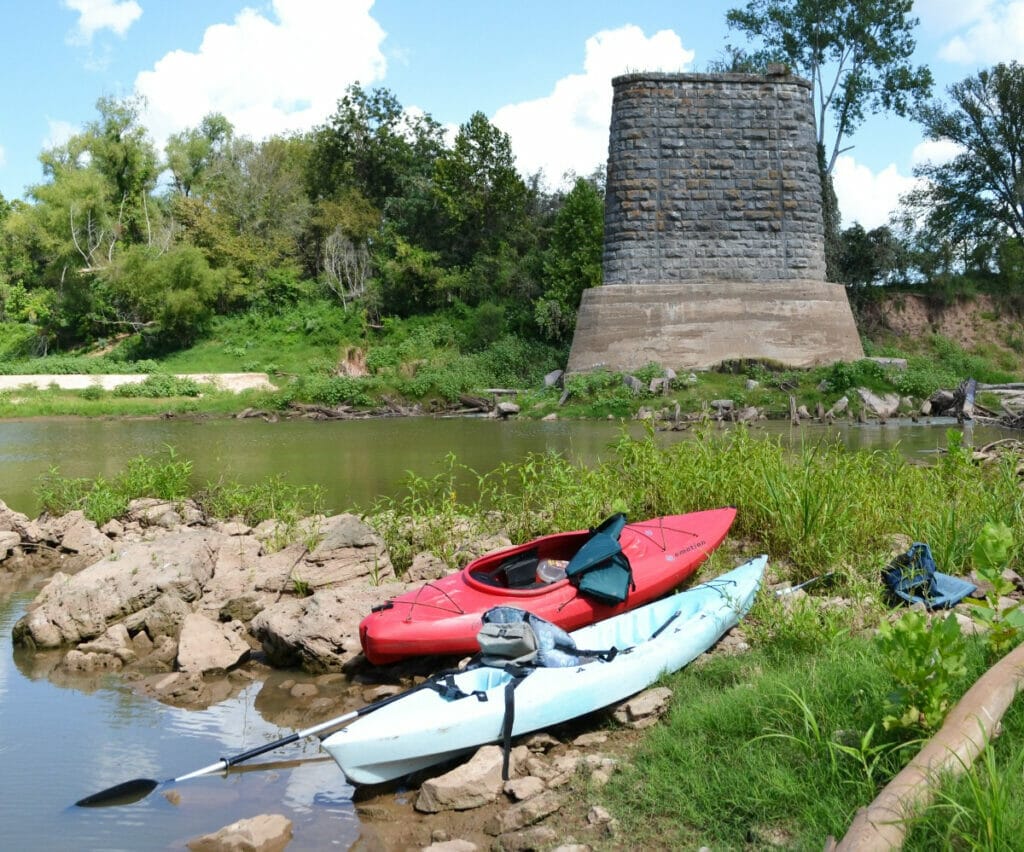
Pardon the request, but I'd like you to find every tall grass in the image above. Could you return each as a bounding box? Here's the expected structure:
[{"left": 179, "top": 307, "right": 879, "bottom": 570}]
[
  {"left": 373, "top": 424, "right": 1024, "bottom": 587},
  {"left": 35, "top": 446, "right": 193, "bottom": 524}
]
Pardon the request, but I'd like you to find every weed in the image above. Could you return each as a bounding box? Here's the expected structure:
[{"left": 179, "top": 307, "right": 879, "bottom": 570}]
[
  {"left": 968, "top": 520, "right": 1024, "bottom": 659},
  {"left": 290, "top": 572, "right": 313, "bottom": 597},
  {"left": 875, "top": 610, "right": 969, "bottom": 732}
]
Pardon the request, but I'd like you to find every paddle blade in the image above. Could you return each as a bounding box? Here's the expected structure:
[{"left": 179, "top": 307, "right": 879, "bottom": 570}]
[{"left": 76, "top": 778, "right": 159, "bottom": 807}]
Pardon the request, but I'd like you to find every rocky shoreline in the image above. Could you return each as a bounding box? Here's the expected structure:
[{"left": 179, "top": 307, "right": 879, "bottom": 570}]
[{"left": 2, "top": 498, "right": 754, "bottom": 850}]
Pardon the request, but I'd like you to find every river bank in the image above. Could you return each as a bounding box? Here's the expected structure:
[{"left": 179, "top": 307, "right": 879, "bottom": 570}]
[
  {"left": 6, "top": 422, "right": 1024, "bottom": 848},
  {"left": 2, "top": 492, "right": 760, "bottom": 850}
]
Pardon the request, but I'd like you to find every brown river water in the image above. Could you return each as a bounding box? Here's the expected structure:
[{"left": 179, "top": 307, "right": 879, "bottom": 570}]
[{"left": 0, "top": 416, "right": 1016, "bottom": 850}]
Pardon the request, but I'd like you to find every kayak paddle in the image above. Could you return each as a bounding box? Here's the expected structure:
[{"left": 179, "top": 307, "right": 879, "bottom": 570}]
[{"left": 75, "top": 682, "right": 427, "bottom": 807}]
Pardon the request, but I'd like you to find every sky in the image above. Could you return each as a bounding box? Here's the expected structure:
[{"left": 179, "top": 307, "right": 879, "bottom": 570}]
[{"left": 1, "top": 0, "right": 1023, "bottom": 231}]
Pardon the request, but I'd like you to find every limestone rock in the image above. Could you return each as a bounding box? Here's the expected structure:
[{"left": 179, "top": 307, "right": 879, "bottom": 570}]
[
  {"left": 41, "top": 510, "right": 114, "bottom": 569},
  {"left": 496, "top": 401, "right": 520, "bottom": 418},
  {"left": 415, "top": 745, "right": 508, "bottom": 813},
  {"left": 11, "top": 530, "right": 223, "bottom": 648},
  {"left": 187, "top": 813, "right": 292, "bottom": 852},
  {"left": 493, "top": 826, "right": 559, "bottom": 851},
  {"left": 250, "top": 582, "right": 405, "bottom": 672},
  {"left": 177, "top": 614, "right": 250, "bottom": 675},
  {"left": 504, "top": 776, "right": 545, "bottom": 802},
  {"left": 483, "top": 790, "right": 562, "bottom": 835},
  {"left": 612, "top": 686, "right": 673, "bottom": 729},
  {"left": 0, "top": 530, "right": 19, "bottom": 559},
  {"left": 125, "top": 593, "right": 193, "bottom": 640},
  {"left": 405, "top": 552, "right": 450, "bottom": 582},
  {"left": 302, "top": 513, "right": 394, "bottom": 587}
]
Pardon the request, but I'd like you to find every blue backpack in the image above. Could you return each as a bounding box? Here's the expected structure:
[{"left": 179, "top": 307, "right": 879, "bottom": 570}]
[{"left": 881, "top": 542, "right": 976, "bottom": 609}]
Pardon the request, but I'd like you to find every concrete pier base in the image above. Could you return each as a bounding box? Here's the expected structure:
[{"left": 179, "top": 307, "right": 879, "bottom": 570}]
[{"left": 566, "top": 280, "right": 864, "bottom": 373}]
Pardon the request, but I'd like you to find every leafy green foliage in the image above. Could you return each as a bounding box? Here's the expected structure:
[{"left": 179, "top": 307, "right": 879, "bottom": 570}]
[
  {"left": 34, "top": 448, "right": 192, "bottom": 524},
  {"left": 111, "top": 374, "right": 205, "bottom": 398},
  {"left": 725, "top": 0, "right": 932, "bottom": 174},
  {"left": 968, "top": 521, "right": 1024, "bottom": 658},
  {"left": 875, "top": 611, "right": 969, "bottom": 732},
  {"left": 534, "top": 178, "right": 604, "bottom": 343},
  {"left": 907, "top": 62, "right": 1024, "bottom": 253}
]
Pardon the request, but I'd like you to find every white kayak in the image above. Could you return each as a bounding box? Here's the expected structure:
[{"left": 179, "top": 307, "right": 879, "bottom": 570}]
[{"left": 322, "top": 555, "right": 767, "bottom": 785}]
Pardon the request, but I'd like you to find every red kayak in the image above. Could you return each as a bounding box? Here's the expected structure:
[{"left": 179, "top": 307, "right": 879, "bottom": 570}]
[{"left": 359, "top": 508, "right": 736, "bottom": 665}]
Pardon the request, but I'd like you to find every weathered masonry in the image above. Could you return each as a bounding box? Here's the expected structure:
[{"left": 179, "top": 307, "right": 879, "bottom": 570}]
[{"left": 566, "top": 71, "right": 863, "bottom": 373}]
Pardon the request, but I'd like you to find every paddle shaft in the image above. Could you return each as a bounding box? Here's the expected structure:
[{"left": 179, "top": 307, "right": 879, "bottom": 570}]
[
  {"left": 173, "top": 710, "right": 360, "bottom": 782},
  {"left": 76, "top": 679, "right": 435, "bottom": 805},
  {"left": 175, "top": 681, "right": 436, "bottom": 782}
]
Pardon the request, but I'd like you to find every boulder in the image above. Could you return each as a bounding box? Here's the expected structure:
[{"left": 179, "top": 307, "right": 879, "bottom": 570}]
[
  {"left": 37, "top": 510, "right": 114, "bottom": 569},
  {"left": 126, "top": 498, "right": 204, "bottom": 529},
  {"left": 612, "top": 686, "right": 673, "bottom": 729},
  {"left": 405, "top": 552, "right": 450, "bottom": 582},
  {"left": 12, "top": 530, "right": 224, "bottom": 648},
  {"left": 0, "top": 530, "right": 19, "bottom": 559},
  {"left": 250, "top": 582, "right": 408, "bottom": 672},
  {"left": 543, "top": 369, "right": 564, "bottom": 389},
  {"left": 0, "top": 499, "right": 44, "bottom": 541},
  {"left": 177, "top": 614, "right": 250, "bottom": 675},
  {"left": 302, "top": 514, "right": 395, "bottom": 587},
  {"left": 496, "top": 402, "right": 520, "bottom": 418},
  {"left": 857, "top": 388, "right": 900, "bottom": 419},
  {"left": 483, "top": 790, "right": 562, "bottom": 836},
  {"left": 187, "top": 813, "right": 292, "bottom": 852},
  {"left": 125, "top": 593, "right": 193, "bottom": 640},
  {"left": 415, "top": 745, "right": 511, "bottom": 813}
]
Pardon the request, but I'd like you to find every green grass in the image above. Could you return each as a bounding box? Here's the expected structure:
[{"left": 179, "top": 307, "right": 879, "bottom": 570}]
[
  {"left": 594, "top": 632, "right": 1000, "bottom": 850},
  {"left": 1, "top": 292, "right": 1022, "bottom": 420}
]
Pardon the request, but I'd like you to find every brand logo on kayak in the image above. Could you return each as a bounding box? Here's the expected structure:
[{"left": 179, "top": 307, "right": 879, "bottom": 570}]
[{"left": 671, "top": 539, "right": 707, "bottom": 558}]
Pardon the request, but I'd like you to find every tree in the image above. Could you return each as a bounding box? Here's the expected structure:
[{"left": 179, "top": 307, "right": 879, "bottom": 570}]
[
  {"left": 97, "top": 245, "right": 227, "bottom": 347},
  {"left": 725, "top": 0, "right": 933, "bottom": 175},
  {"left": 307, "top": 84, "right": 445, "bottom": 211},
  {"left": 905, "top": 62, "right": 1024, "bottom": 256},
  {"left": 165, "top": 113, "right": 234, "bottom": 197},
  {"left": 82, "top": 95, "right": 161, "bottom": 244},
  {"left": 534, "top": 178, "right": 604, "bottom": 343},
  {"left": 322, "top": 227, "right": 371, "bottom": 308},
  {"left": 431, "top": 111, "right": 531, "bottom": 270}
]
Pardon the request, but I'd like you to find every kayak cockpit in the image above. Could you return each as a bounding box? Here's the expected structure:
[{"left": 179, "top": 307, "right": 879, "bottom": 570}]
[{"left": 467, "top": 539, "right": 582, "bottom": 591}]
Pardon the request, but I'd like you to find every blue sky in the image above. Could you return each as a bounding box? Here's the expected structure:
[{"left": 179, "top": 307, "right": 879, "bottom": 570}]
[{"left": 1, "top": 1, "right": 1022, "bottom": 230}]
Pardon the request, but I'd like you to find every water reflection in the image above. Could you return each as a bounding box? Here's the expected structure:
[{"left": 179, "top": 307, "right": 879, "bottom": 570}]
[{"left": 0, "top": 594, "right": 359, "bottom": 851}]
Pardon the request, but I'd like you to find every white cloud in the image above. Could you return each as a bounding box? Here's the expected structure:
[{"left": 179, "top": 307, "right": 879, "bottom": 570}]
[
  {"left": 43, "top": 119, "right": 77, "bottom": 152},
  {"left": 832, "top": 155, "right": 920, "bottom": 230},
  {"left": 63, "top": 0, "right": 142, "bottom": 44},
  {"left": 134, "top": 0, "right": 386, "bottom": 152},
  {"left": 0, "top": 144, "right": 6, "bottom": 170},
  {"left": 914, "top": 0, "right": 994, "bottom": 35},
  {"left": 911, "top": 138, "right": 964, "bottom": 166},
  {"left": 931, "top": 1, "right": 1024, "bottom": 64},
  {"left": 493, "top": 26, "right": 695, "bottom": 187}
]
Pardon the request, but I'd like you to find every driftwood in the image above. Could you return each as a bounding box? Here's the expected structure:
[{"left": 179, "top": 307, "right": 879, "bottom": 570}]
[
  {"left": 828, "top": 641, "right": 1024, "bottom": 851},
  {"left": 458, "top": 394, "right": 492, "bottom": 412}
]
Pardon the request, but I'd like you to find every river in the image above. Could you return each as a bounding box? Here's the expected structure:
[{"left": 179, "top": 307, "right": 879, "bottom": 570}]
[
  {"left": 0, "top": 415, "right": 1018, "bottom": 850},
  {"left": 0, "top": 415, "right": 1013, "bottom": 517}
]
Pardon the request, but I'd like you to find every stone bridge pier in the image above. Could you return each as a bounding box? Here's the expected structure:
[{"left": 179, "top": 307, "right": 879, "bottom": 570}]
[{"left": 566, "top": 71, "right": 863, "bottom": 373}]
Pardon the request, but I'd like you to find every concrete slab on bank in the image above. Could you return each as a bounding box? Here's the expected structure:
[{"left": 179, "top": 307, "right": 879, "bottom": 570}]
[{"left": 0, "top": 373, "right": 277, "bottom": 393}]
